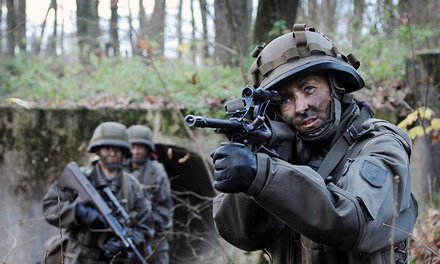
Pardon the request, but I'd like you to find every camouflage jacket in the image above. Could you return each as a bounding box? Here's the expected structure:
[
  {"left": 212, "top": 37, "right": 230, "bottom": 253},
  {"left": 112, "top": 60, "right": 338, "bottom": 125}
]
[{"left": 42, "top": 164, "right": 154, "bottom": 263}]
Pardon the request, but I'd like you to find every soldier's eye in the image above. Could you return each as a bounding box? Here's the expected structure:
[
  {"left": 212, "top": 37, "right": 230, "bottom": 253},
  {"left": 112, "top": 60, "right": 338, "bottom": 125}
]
[
  {"left": 304, "top": 86, "right": 316, "bottom": 94},
  {"left": 279, "top": 97, "right": 292, "bottom": 108}
]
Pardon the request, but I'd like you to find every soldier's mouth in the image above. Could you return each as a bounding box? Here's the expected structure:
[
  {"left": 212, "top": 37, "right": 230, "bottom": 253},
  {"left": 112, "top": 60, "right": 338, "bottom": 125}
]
[{"left": 300, "top": 117, "right": 319, "bottom": 130}]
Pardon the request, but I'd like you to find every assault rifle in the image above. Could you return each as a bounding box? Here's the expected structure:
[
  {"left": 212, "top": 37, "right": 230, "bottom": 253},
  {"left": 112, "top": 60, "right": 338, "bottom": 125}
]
[
  {"left": 185, "top": 86, "right": 295, "bottom": 158},
  {"left": 59, "top": 161, "right": 148, "bottom": 264}
]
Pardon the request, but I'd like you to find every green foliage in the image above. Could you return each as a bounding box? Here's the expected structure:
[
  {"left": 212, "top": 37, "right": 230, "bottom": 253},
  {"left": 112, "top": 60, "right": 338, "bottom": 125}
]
[
  {"left": 351, "top": 23, "right": 437, "bottom": 86},
  {"left": 2, "top": 21, "right": 436, "bottom": 118},
  {"left": 160, "top": 61, "right": 243, "bottom": 117},
  {"left": 395, "top": 23, "right": 437, "bottom": 50},
  {"left": 268, "top": 20, "right": 289, "bottom": 39},
  {"left": 354, "top": 31, "right": 407, "bottom": 85},
  {"left": 435, "top": 101, "right": 440, "bottom": 115},
  {"left": 0, "top": 55, "right": 61, "bottom": 99},
  {"left": 0, "top": 55, "right": 242, "bottom": 117}
]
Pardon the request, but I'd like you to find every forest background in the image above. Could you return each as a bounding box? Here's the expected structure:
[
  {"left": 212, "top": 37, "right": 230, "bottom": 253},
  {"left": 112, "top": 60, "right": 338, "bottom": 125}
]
[{"left": 0, "top": 0, "right": 439, "bottom": 263}]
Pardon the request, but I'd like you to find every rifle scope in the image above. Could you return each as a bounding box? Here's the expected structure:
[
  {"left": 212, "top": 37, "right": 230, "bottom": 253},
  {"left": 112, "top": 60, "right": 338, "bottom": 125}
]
[{"left": 242, "top": 87, "right": 282, "bottom": 104}]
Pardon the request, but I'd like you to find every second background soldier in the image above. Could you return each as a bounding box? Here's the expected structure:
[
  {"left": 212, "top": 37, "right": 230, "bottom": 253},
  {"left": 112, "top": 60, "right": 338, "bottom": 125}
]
[{"left": 125, "top": 125, "right": 174, "bottom": 264}]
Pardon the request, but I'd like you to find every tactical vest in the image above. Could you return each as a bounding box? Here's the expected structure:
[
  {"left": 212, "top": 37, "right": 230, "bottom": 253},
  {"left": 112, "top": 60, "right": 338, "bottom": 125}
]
[
  {"left": 64, "top": 167, "right": 138, "bottom": 263},
  {"left": 81, "top": 166, "right": 137, "bottom": 211},
  {"left": 44, "top": 167, "right": 138, "bottom": 264}
]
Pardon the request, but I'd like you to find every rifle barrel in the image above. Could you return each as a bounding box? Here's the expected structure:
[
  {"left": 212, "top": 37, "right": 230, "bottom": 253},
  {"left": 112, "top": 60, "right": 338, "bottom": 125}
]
[{"left": 184, "top": 115, "right": 242, "bottom": 130}]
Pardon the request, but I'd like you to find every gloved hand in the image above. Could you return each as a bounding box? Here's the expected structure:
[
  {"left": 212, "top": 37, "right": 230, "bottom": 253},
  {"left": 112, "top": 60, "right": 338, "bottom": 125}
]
[
  {"left": 211, "top": 142, "right": 257, "bottom": 193},
  {"left": 104, "top": 237, "right": 126, "bottom": 259},
  {"left": 75, "top": 202, "right": 108, "bottom": 229}
]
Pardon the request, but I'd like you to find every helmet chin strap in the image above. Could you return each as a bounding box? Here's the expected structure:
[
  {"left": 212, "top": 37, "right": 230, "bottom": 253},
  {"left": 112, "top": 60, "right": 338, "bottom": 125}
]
[{"left": 299, "top": 73, "right": 342, "bottom": 143}]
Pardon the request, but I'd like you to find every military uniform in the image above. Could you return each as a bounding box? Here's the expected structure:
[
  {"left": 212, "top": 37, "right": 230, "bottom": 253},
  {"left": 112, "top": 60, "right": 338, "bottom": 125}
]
[
  {"left": 129, "top": 159, "right": 173, "bottom": 264},
  {"left": 211, "top": 24, "right": 418, "bottom": 264},
  {"left": 213, "top": 102, "right": 418, "bottom": 263},
  {"left": 42, "top": 164, "right": 154, "bottom": 264}
]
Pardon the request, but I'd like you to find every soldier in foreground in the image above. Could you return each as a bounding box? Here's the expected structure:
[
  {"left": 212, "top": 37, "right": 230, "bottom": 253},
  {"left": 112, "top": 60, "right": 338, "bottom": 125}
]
[
  {"left": 125, "top": 125, "right": 173, "bottom": 264},
  {"left": 42, "top": 121, "right": 154, "bottom": 264},
  {"left": 211, "top": 24, "right": 418, "bottom": 263}
]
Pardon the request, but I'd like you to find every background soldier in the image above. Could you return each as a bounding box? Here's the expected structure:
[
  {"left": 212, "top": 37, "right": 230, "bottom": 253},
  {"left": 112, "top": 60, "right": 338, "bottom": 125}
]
[
  {"left": 42, "top": 121, "right": 154, "bottom": 264},
  {"left": 126, "top": 125, "right": 173, "bottom": 264},
  {"left": 211, "top": 24, "right": 418, "bottom": 263}
]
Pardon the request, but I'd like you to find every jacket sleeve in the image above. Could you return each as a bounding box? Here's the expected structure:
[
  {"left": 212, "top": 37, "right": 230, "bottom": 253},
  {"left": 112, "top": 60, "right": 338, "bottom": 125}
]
[
  {"left": 42, "top": 182, "right": 80, "bottom": 228},
  {"left": 213, "top": 192, "right": 285, "bottom": 251},
  {"left": 243, "top": 133, "right": 416, "bottom": 253}
]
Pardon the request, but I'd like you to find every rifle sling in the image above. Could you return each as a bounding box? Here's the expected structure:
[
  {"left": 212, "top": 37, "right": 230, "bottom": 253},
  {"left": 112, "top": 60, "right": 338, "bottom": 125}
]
[{"left": 317, "top": 107, "right": 370, "bottom": 183}]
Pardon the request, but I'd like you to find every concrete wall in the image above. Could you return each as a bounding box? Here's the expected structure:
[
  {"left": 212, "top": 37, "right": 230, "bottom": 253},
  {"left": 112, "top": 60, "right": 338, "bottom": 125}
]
[{"left": 0, "top": 107, "right": 223, "bottom": 264}]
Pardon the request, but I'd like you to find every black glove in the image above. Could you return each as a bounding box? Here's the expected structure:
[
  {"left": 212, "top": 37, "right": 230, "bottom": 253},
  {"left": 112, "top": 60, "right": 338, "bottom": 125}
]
[
  {"left": 104, "top": 237, "right": 126, "bottom": 259},
  {"left": 75, "top": 202, "right": 108, "bottom": 229},
  {"left": 211, "top": 142, "right": 257, "bottom": 193}
]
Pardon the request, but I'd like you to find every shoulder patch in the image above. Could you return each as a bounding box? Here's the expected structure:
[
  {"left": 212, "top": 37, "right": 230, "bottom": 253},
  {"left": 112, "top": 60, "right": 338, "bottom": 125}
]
[{"left": 360, "top": 160, "right": 389, "bottom": 188}]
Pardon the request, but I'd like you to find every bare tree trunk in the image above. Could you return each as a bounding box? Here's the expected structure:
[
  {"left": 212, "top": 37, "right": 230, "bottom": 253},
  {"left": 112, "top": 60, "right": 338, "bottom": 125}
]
[
  {"left": 60, "top": 11, "right": 65, "bottom": 56},
  {"left": 307, "top": 0, "right": 318, "bottom": 22},
  {"left": 322, "top": 0, "right": 336, "bottom": 34},
  {"left": 150, "top": 0, "right": 166, "bottom": 57},
  {"left": 127, "top": 0, "right": 135, "bottom": 56},
  {"left": 6, "top": 0, "right": 16, "bottom": 56},
  {"left": 214, "top": 0, "right": 232, "bottom": 65},
  {"left": 351, "top": 0, "right": 365, "bottom": 47},
  {"left": 199, "top": 0, "right": 208, "bottom": 62},
  {"left": 0, "top": 0, "right": 3, "bottom": 55},
  {"left": 226, "top": 0, "right": 251, "bottom": 82},
  {"left": 380, "top": 0, "right": 396, "bottom": 37},
  {"left": 16, "top": 0, "right": 25, "bottom": 53},
  {"left": 76, "top": 0, "right": 101, "bottom": 59},
  {"left": 295, "top": 0, "right": 305, "bottom": 23},
  {"left": 215, "top": 0, "right": 252, "bottom": 68},
  {"left": 35, "top": 1, "right": 52, "bottom": 55},
  {"left": 48, "top": 0, "right": 58, "bottom": 54},
  {"left": 254, "top": 0, "right": 299, "bottom": 45},
  {"left": 176, "top": 0, "right": 183, "bottom": 58},
  {"left": 138, "top": 0, "right": 148, "bottom": 40},
  {"left": 190, "top": 0, "right": 196, "bottom": 63},
  {"left": 109, "top": 0, "right": 120, "bottom": 56}
]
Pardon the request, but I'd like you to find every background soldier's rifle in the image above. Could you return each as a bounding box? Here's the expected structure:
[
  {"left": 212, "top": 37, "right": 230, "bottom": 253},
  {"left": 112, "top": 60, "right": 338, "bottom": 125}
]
[
  {"left": 185, "top": 86, "right": 295, "bottom": 159},
  {"left": 59, "top": 161, "right": 148, "bottom": 264}
]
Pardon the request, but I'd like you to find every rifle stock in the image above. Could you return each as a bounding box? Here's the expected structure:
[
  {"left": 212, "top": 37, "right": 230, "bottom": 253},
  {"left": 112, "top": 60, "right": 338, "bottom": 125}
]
[{"left": 59, "top": 161, "right": 148, "bottom": 264}]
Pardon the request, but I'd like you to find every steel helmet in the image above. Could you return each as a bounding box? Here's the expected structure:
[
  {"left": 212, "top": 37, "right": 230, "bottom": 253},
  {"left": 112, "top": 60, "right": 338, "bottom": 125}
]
[
  {"left": 127, "top": 125, "right": 156, "bottom": 152},
  {"left": 87, "top": 122, "right": 132, "bottom": 156},
  {"left": 250, "top": 23, "right": 364, "bottom": 92}
]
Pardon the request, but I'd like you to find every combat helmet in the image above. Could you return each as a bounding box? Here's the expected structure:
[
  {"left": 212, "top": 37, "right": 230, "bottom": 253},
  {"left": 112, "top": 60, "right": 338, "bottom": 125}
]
[
  {"left": 87, "top": 122, "right": 132, "bottom": 156},
  {"left": 250, "top": 24, "right": 365, "bottom": 142},
  {"left": 250, "top": 23, "right": 364, "bottom": 92},
  {"left": 127, "top": 125, "right": 156, "bottom": 152}
]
